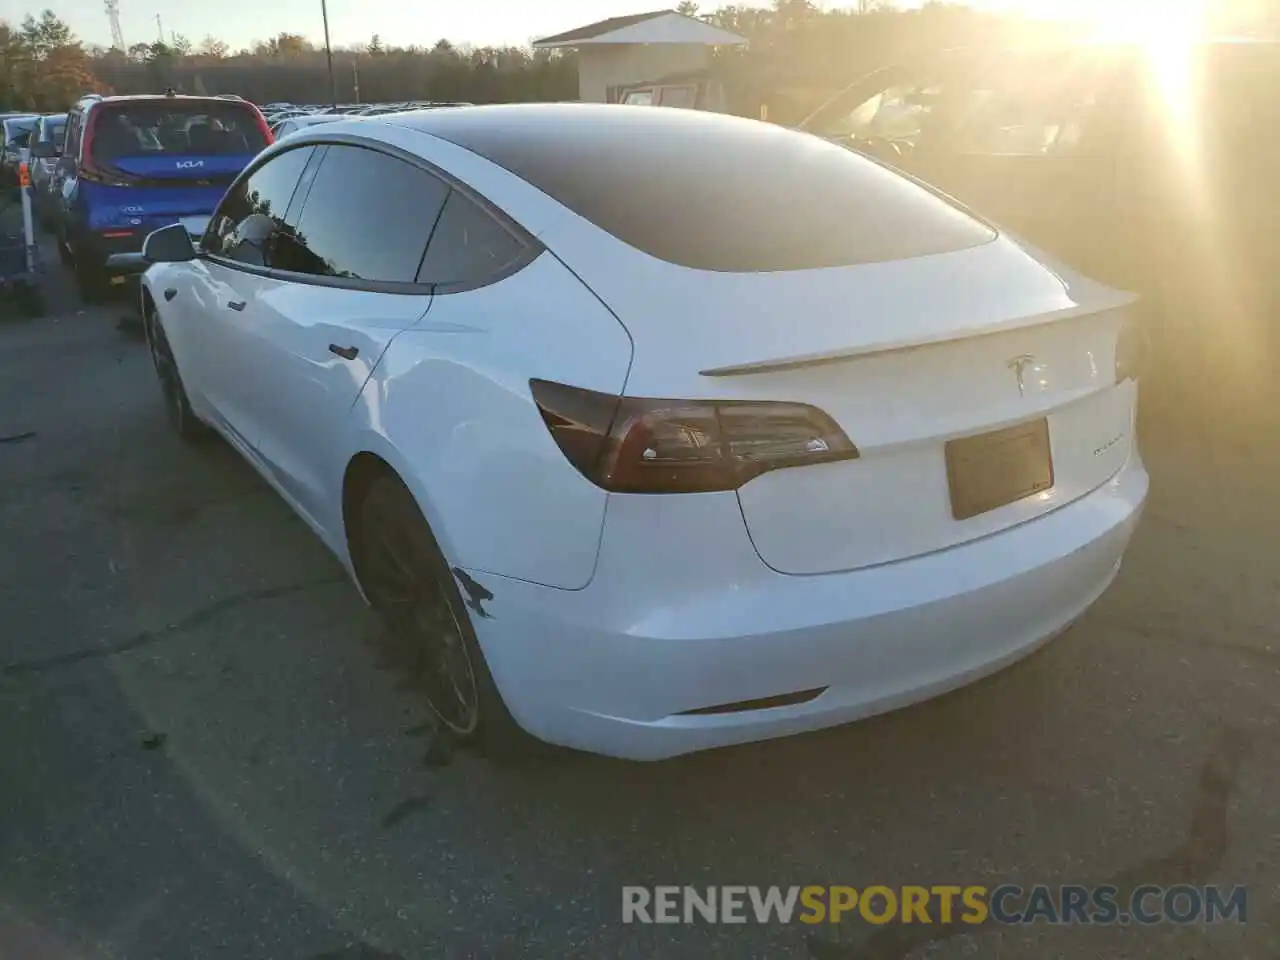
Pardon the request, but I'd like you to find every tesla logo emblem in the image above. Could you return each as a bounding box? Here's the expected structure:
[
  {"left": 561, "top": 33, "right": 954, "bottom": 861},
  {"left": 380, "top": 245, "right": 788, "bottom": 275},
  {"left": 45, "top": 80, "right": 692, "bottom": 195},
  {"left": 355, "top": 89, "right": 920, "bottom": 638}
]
[
  {"left": 175, "top": 160, "right": 204, "bottom": 169},
  {"left": 1007, "top": 354, "right": 1037, "bottom": 397}
]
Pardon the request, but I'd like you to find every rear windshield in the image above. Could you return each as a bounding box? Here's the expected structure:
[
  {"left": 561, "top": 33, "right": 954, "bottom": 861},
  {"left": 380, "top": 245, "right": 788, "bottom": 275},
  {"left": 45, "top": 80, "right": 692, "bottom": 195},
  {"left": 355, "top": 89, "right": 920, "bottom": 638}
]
[
  {"left": 417, "top": 107, "right": 995, "bottom": 272},
  {"left": 4, "top": 117, "right": 37, "bottom": 143},
  {"left": 90, "top": 101, "right": 267, "bottom": 164}
]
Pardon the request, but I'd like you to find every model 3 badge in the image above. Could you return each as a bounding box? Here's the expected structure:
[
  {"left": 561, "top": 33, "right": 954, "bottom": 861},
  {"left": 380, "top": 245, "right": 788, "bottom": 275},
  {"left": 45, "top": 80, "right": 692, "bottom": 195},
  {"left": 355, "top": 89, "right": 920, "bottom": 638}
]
[
  {"left": 176, "top": 160, "right": 204, "bottom": 169},
  {"left": 1007, "top": 354, "right": 1036, "bottom": 397}
]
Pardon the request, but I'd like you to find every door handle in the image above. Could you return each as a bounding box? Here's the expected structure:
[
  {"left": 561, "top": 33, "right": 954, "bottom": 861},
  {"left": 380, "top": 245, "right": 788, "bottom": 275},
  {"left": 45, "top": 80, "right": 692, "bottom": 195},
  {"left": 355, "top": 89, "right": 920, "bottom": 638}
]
[
  {"left": 227, "top": 300, "right": 246, "bottom": 312},
  {"left": 163, "top": 288, "right": 177, "bottom": 301},
  {"left": 329, "top": 344, "right": 359, "bottom": 360}
]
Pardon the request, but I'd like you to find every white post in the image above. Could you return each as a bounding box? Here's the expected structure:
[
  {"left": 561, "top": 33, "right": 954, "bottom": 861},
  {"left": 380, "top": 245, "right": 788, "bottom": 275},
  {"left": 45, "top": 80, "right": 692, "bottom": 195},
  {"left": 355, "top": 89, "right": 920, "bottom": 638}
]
[{"left": 18, "top": 146, "right": 35, "bottom": 275}]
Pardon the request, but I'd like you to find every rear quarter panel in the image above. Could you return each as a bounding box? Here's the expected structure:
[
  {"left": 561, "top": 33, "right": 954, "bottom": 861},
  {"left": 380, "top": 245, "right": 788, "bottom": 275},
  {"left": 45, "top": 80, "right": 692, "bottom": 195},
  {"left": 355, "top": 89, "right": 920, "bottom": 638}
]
[{"left": 349, "top": 250, "right": 633, "bottom": 591}]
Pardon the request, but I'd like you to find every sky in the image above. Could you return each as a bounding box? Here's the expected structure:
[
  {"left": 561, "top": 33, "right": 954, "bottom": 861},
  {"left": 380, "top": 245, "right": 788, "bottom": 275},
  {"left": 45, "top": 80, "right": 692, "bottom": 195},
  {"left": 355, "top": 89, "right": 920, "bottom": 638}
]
[{"left": 0, "top": 0, "right": 1211, "bottom": 53}]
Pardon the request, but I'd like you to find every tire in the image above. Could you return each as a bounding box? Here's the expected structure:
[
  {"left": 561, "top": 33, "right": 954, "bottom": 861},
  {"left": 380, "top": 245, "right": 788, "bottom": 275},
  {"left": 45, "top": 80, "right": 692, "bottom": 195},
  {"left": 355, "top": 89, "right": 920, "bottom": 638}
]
[
  {"left": 353, "top": 473, "right": 531, "bottom": 760},
  {"left": 143, "top": 298, "right": 209, "bottom": 443}
]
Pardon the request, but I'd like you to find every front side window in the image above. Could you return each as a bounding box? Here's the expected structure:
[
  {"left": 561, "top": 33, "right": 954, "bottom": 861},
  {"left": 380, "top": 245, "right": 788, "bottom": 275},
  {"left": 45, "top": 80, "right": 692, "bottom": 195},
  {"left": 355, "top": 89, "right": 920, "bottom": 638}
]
[
  {"left": 207, "top": 146, "right": 314, "bottom": 267},
  {"left": 64, "top": 113, "right": 82, "bottom": 160},
  {"left": 946, "top": 56, "right": 1115, "bottom": 157},
  {"left": 808, "top": 52, "right": 1115, "bottom": 159},
  {"left": 274, "top": 144, "right": 449, "bottom": 283}
]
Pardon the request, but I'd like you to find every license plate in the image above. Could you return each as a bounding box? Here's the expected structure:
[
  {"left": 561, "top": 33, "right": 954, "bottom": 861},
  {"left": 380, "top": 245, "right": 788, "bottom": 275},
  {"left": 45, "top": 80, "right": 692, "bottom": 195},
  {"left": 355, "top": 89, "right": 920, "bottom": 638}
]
[{"left": 945, "top": 418, "right": 1054, "bottom": 521}]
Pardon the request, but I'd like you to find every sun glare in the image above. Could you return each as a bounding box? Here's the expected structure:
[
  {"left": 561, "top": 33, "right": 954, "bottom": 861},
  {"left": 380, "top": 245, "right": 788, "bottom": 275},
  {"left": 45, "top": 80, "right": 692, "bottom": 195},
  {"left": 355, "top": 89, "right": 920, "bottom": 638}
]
[{"left": 1087, "top": 0, "right": 1209, "bottom": 44}]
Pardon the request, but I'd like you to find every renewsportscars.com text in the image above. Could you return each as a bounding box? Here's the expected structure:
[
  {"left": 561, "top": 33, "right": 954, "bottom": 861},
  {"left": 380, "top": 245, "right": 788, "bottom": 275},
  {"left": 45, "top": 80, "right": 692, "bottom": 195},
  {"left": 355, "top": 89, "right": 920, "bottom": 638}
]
[{"left": 621, "top": 885, "right": 1248, "bottom": 926}]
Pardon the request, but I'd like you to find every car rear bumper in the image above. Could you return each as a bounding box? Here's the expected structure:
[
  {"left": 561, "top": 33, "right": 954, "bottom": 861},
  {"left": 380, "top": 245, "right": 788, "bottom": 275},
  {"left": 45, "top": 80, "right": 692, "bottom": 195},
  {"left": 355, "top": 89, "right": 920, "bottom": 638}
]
[
  {"left": 81, "top": 229, "right": 145, "bottom": 266},
  {"left": 468, "top": 453, "right": 1148, "bottom": 761}
]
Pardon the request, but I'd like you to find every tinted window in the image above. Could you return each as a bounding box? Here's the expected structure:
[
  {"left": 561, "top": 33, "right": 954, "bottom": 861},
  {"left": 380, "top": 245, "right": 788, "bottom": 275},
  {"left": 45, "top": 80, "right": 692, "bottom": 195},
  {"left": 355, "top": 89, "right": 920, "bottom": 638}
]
[
  {"left": 90, "top": 100, "right": 267, "bottom": 165},
  {"left": 945, "top": 55, "right": 1116, "bottom": 157},
  {"left": 208, "top": 146, "right": 313, "bottom": 267},
  {"left": 64, "top": 113, "right": 82, "bottom": 160},
  {"left": 409, "top": 105, "right": 994, "bottom": 272},
  {"left": 276, "top": 145, "right": 449, "bottom": 283},
  {"left": 416, "top": 190, "right": 526, "bottom": 286},
  {"left": 44, "top": 118, "right": 66, "bottom": 151}
]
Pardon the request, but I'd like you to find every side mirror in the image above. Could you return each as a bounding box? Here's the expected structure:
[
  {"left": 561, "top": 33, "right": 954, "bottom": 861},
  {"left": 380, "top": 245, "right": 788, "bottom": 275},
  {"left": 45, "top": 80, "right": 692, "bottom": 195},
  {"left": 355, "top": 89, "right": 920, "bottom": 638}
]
[
  {"left": 142, "top": 222, "right": 197, "bottom": 263},
  {"left": 29, "top": 140, "right": 56, "bottom": 159},
  {"left": 105, "top": 252, "right": 148, "bottom": 275}
]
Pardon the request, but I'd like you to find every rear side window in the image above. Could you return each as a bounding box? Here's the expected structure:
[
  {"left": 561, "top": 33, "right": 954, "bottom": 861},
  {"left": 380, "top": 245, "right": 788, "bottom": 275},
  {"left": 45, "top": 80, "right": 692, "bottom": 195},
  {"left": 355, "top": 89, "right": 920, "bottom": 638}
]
[
  {"left": 276, "top": 144, "right": 449, "bottom": 284},
  {"left": 416, "top": 190, "right": 527, "bottom": 287},
  {"left": 429, "top": 112, "right": 995, "bottom": 272},
  {"left": 89, "top": 101, "right": 267, "bottom": 165},
  {"left": 208, "top": 146, "right": 314, "bottom": 267}
]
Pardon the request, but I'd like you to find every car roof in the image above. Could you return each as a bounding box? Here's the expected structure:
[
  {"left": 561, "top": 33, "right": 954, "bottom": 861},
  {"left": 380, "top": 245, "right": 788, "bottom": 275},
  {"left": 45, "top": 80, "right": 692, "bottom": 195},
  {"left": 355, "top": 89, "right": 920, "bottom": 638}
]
[
  {"left": 93, "top": 94, "right": 243, "bottom": 103},
  {"left": 382, "top": 101, "right": 794, "bottom": 162}
]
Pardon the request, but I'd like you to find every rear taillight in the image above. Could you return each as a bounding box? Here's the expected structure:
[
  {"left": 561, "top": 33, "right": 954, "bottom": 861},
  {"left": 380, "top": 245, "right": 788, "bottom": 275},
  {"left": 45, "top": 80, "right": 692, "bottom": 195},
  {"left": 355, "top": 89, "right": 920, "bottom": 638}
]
[
  {"left": 531, "top": 379, "right": 859, "bottom": 494},
  {"left": 77, "top": 114, "right": 134, "bottom": 186},
  {"left": 1115, "top": 313, "right": 1144, "bottom": 384},
  {"left": 248, "top": 105, "right": 275, "bottom": 146}
]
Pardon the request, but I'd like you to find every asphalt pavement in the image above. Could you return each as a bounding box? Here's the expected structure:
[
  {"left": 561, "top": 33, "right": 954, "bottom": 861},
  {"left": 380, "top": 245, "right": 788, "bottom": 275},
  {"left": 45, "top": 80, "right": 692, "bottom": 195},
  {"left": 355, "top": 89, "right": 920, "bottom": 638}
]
[{"left": 1, "top": 239, "right": 1278, "bottom": 959}]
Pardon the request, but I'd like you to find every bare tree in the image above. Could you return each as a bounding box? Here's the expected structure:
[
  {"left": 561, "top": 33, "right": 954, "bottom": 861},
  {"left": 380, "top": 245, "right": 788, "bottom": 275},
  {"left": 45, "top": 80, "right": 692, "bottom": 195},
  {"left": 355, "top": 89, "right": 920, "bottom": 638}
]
[{"left": 198, "top": 35, "right": 228, "bottom": 59}]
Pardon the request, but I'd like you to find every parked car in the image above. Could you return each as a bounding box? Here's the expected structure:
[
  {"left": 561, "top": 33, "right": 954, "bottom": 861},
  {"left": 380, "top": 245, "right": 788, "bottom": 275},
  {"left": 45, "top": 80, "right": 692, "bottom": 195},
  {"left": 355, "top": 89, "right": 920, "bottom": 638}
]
[
  {"left": 117, "top": 104, "right": 1147, "bottom": 761},
  {"left": 801, "top": 40, "right": 1280, "bottom": 326},
  {"left": 1, "top": 115, "right": 38, "bottom": 188},
  {"left": 28, "top": 113, "right": 67, "bottom": 227},
  {"left": 33, "top": 92, "right": 272, "bottom": 302},
  {"left": 271, "top": 114, "right": 345, "bottom": 140}
]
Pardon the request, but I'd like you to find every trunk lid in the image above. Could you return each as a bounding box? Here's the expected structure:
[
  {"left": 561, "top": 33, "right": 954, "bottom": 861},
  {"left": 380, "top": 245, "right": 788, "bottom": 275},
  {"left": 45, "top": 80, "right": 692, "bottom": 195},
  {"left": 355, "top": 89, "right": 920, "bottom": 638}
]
[{"left": 552, "top": 229, "right": 1137, "bottom": 575}]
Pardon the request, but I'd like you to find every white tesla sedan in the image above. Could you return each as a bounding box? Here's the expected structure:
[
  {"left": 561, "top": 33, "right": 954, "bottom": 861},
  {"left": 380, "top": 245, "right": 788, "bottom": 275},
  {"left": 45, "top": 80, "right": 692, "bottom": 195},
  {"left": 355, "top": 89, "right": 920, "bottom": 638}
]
[{"left": 128, "top": 104, "right": 1147, "bottom": 761}]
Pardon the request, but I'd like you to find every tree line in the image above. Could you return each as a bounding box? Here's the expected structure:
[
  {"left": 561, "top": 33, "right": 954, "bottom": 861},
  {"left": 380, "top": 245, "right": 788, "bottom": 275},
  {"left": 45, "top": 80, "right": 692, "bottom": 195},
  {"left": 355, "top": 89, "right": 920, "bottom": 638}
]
[{"left": 3, "top": 0, "right": 1278, "bottom": 120}]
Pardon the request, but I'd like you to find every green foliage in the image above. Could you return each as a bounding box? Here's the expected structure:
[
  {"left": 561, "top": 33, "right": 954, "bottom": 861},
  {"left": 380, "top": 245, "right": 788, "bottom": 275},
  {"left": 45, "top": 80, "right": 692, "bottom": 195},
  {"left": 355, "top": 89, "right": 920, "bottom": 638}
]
[{"left": 0, "top": 8, "right": 96, "bottom": 111}]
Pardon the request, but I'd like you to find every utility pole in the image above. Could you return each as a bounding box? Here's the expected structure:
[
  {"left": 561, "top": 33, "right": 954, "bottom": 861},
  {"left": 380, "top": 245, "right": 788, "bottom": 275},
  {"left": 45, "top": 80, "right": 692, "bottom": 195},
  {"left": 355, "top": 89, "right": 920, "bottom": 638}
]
[
  {"left": 320, "top": 0, "right": 338, "bottom": 108},
  {"left": 155, "top": 13, "right": 163, "bottom": 44},
  {"left": 352, "top": 59, "right": 360, "bottom": 104}
]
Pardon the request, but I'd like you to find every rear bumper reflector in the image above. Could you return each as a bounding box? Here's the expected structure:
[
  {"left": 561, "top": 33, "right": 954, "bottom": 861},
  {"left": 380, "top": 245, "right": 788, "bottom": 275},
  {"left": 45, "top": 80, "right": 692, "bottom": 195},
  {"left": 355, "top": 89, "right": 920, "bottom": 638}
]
[{"left": 677, "top": 687, "right": 827, "bottom": 717}]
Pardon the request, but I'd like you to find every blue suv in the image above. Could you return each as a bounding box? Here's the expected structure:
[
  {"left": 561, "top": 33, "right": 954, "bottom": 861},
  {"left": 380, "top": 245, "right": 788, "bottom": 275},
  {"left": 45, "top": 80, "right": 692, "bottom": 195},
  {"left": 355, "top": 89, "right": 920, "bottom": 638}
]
[{"left": 40, "top": 92, "right": 272, "bottom": 301}]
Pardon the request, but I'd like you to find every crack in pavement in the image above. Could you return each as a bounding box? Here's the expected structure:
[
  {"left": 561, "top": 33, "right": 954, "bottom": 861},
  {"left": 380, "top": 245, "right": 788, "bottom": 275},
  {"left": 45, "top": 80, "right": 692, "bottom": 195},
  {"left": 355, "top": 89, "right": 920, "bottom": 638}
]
[
  {"left": 806, "top": 725, "right": 1253, "bottom": 960},
  {"left": 0, "top": 576, "right": 344, "bottom": 678}
]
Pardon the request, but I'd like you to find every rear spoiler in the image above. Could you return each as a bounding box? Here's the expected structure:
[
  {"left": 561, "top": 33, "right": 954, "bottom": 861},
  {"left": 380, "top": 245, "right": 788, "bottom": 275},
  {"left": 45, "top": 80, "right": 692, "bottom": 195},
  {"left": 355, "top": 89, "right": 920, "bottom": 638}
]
[{"left": 699, "top": 294, "right": 1138, "bottom": 377}]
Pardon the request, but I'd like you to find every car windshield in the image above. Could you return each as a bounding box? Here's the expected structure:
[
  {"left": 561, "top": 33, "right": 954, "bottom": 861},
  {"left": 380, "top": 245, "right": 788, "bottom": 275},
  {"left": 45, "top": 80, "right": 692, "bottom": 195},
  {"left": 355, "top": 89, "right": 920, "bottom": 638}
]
[
  {"left": 47, "top": 119, "right": 66, "bottom": 152},
  {"left": 90, "top": 101, "right": 267, "bottom": 163}
]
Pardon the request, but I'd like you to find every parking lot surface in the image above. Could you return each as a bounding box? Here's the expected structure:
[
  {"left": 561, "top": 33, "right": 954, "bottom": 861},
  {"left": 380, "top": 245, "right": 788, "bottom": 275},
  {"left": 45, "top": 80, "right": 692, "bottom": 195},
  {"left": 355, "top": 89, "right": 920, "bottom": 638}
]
[{"left": 2, "top": 260, "right": 1279, "bottom": 958}]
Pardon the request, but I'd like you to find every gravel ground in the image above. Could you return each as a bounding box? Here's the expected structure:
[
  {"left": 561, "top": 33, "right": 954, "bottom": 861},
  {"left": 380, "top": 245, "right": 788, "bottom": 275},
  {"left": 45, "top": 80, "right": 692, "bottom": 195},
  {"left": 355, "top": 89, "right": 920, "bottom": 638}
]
[{"left": 1, "top": 224, "right": 1277, "bottom": 959}]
